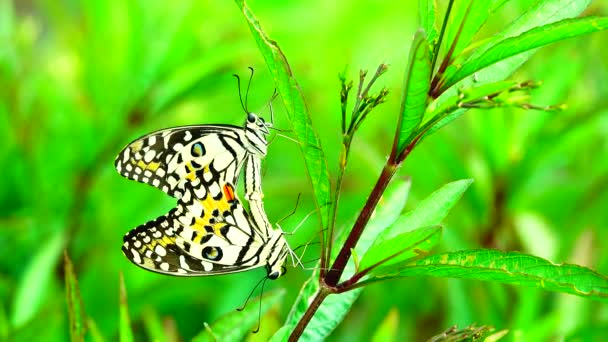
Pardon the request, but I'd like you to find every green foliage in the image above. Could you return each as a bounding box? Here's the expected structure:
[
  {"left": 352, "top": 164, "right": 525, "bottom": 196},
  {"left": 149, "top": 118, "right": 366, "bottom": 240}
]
[
  {"left": 1, "top": 0, "right": 608, "bottom": 340},
  {"left": 64, "top": 252, "right": 86, "bottom": 342},
  {"left": 395, "top": 30, "right": 431, "bottom": 153},
  {"left": 192, "top": 289, "right": 284, "bottom": 342},
  {"left": 235, "top": 0, "right": 332, "bottom": 232},
  {"left": 118, "top": 274, "right": 134, "bottom": 342},
  {"left": 389, "top": 250, "right": 608, "bottom": 301}
]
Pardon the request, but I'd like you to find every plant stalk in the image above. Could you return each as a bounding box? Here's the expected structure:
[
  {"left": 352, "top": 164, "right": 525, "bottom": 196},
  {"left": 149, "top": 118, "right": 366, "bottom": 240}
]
[
  {"left": 288, "top": 287, "right": 331, "bottom": 341},
  {"left": 324, "top": 161, "right": 399, "bottom": 286}
]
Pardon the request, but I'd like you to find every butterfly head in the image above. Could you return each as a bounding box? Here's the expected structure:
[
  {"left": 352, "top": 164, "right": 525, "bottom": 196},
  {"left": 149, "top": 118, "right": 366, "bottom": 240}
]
[
  {"left": 266, "top": 263, "right": 287, "bottom": 280},
  {"left": 244, "top": 112, "right": 272, "bottom": 155}
]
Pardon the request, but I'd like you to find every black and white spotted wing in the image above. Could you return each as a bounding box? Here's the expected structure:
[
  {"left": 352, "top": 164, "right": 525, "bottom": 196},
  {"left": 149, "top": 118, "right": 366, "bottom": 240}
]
[
  {"left": 121, "top": 180, "right": 289, "bottom": 278},
  {"left": 115, "top": 114, "right": 271, "bottom": 200},
  {"left": 115, "top": 125, "right": 247, "bottom": 199}
]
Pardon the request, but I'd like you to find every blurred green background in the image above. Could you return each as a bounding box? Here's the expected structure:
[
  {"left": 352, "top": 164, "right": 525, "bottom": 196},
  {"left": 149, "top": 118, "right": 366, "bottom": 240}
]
[{"left": 1, "top": 0, "right": 608, "bottom": 340}]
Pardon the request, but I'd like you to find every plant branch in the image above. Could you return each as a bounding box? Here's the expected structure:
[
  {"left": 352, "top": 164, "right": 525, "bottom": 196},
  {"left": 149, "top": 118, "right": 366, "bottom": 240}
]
[
  {"left": 324, "top": 161, "right": 399, "bottom": 286},
  {"left": 430, "top": 0, "right": 474, "bottom": 98},
  {"left": 430, "top": 0, "right": 455, "bottom": 75},
  {"left": 288, "top": 286, "right": 331, "bottom": 341}
]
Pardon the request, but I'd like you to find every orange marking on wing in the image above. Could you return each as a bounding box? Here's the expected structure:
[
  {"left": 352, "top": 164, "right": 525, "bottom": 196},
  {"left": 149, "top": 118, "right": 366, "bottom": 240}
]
[{"left": 223, "top": 184, "right": 235, "bottom": 202}]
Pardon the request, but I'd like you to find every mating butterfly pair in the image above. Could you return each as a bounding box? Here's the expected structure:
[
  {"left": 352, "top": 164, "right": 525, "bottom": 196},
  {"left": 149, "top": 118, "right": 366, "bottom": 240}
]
[{"left": 115, "top": 111, "right": 291, "bottom": 280}]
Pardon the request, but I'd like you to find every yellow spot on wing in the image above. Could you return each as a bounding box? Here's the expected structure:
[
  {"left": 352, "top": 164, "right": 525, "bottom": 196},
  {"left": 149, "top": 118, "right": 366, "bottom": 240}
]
[
  {"left": 131, "top": 140, "right": 144, "bottom": 152},
  {"left": 147, "top": 162, "right": 160, "bottom": 171},
  {"left": 133, "top": 160, "right": 160, "bottom": 172}
]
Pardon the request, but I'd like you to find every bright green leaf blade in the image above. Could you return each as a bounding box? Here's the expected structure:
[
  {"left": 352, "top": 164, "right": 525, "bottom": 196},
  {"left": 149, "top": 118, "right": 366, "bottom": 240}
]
[
  {"left": 86, "top": 318, "right": 106, "bottom": 342},
  {"left": 359, "top": 226, "right": 442, "bottom": 273},
  {"left": 371, "top": 308, "right": 399, "bottom": 342},
  {"left": 64, "top": 251, "right": 86, "bottom": 342},
  {"left": 395, "top": 30, "right": 431, "bottom": 154},
  {"left": 422, "top": 0, "right": 594, "bottom": 141},
  {"left": 283, "top": 179, "right": 411, "bottom": 341},
  {"left": 379, "top": 250, "right": 608, "bottom": 301},
  {"left": 418, "top": 0, "right": 438, "bottom": 47},
  {"left": 378, "top": 179, "right": 472, "bottom": 242},
  {"left": 443, "top": 0, "right": 507, "bottom": 61},
  {"left": 235, "top": 0, "right": 331, "bottom": 230},
  {"left": 11, "top": 230, "right": 64, "bottom": 327},
  {"left": 442, "top": 16, "right": 608, "bottom": 91},
  {"left": 141, "top": 308, "right": 167, "bottom": 342},
  {"left": 192, "top": 289, "right": 285, "bottom": 342},
  {"left": 119, "top": 273, "right": 134, "bottom": 342},
  {"left": 269, "top": 326, "right": 289, "bottom": 342}
]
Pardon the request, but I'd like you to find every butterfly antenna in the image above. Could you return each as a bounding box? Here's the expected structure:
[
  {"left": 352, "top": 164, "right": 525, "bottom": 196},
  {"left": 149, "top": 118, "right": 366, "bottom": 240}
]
[
  {"left": 284, "top": 207, "right": 318, "bottom": 236},
  {"left": 269, "top": 88, "right": 278, "bottom": 125},
  {"left": 272, "top": 132, "right": 300, "bottom": 144},
  {"left": 245, "top": 66, "right": 255, "bottom": 113},
  {"left": 276, "top": 193, "right": 301, "bottom": 226},
  {"left": 253, "top": 276, "right": 269, "bottom": 334},
  {"left": 237, "top": 275, "right": 266, "bottom": 312},
  {"left": 233, "top": 73, "right": 248, "bottom": 113},
  {"left": 269, "top": 126, "right": 293, "bottom": 133}
]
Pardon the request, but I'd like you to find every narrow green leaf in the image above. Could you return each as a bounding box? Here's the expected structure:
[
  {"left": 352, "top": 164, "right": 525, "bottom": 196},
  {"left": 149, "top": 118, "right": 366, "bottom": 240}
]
[
  {"left": 86, "top": 318, "right": 106, "bottom": 342},
  {"left": 395, "top": 30, "right": 431, "bottom": 154},
  {"left": 11, "top": 230, "right": 64, "bottom": 327},
  {"left": 442, "top": 16, "right": 608, "bottom": 91},
  {"left": 269, "top": 326, "right": 290, "bottom": 342},
  {"left": 360, "top": 226, "right": 442, "bottom": 274},
  {"left": 418, "top": 0, "right": 438, "bottom": 47},
  {"left": 64, "top": 251, "right": 86, "bottom": 342},
  {"left": 379, "top": 250, "right": 608, "bottom": 301},
  {"left": 141, "top": 308, "right": 167, "bottom": 342},
  {"left": 119, "top": 273, "right": 134, "bottom": 342},
  {"left": 371, "top": 308, "right": 399, "bottom": 342},
  {"left": 378, "top": 179, "right": 472, "bottom": 242},
  {"left": 443, "top": 0, "right": 507, "bottom": 61},
  {"left": 192, "top": 289, "right": 285, "bottom": 342},
  {"left": 283, "top": 179, "right": 411, "bottom": 340},
  {"left": 235, "top": 0, "right": 331, "bottom": 230}
]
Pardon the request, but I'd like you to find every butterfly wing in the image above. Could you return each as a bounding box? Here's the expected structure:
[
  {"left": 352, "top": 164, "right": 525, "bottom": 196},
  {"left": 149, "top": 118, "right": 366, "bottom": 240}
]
[
  {"left": 115, "top": 125, "right": 249, "bottom": 199},
  {"left": 121, "top": 181, "right": 270, "bottom": 276}
]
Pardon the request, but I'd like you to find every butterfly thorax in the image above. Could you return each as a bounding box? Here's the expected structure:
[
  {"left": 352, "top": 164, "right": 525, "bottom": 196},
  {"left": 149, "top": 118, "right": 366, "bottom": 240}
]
[{"left": 243, "top": 113, "right": 270, "bottom": 156}]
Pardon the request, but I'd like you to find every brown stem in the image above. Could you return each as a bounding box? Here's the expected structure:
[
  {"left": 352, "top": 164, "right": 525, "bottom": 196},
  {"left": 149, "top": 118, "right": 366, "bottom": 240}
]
[
  {"left": 288, "top": 286, "right": 331, "bottom": 341},
  {"left": 324, "top": 161, "right": 399, "bottom": 286}
]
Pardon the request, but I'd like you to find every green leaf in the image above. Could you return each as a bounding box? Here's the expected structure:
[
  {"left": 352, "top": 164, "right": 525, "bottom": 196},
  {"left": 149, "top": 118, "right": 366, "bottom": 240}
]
[
  {"left": 119, "top": 273, "right": 134, "bottom": 342},
  {"left": 283, "top": 179, "right": 411, "bottom": 340},
  {"left": 443, "top": 0, "right": 507, "bottom": 61},
  {"left": 11, "top": 229, "right": 64, "bottom": 328},
  {"left": 86, "top": 318, "right": 106, "bottom": 342},
  {"left": 64, "top": 251, "right": 86, "bottom": 342},
  {"left": 380, "top": 250, "right": 608, "bottom": 301},
  {"left": 418, "top": 0, "right": 438, "bottom": 48},
  {"left": 395, "top": 30, "right": 431, "bottom": 154},
  {"left": 192, "top": 289, "right": 285, "bottom": 342},
  {"left": 435, "top": 0, "right": 594, "bottom": 96},
  {"left": 235, "top": 0, "right": 331, "bottom": 230},
  {"left": 441, "top": 16, "right": 608, "bottom": 92},
  {"left": 269, "top": 326, "right": 289, "bottom": 342},
  {"left": 141, "top": 307, "right": 167, "bottom": 342},
  {"left": 359, "top": 226, "right": 442, "bottom": 274},
  {"left": 371, "top": 308, "right": 399, "bottom": 342},
  {"left": 378, "top": 179, "right": 472, "bottom": 242}
]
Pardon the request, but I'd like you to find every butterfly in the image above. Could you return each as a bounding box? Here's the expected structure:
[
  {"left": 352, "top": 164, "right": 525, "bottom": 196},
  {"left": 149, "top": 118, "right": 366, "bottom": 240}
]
[{"left": 115, "top": 112, "right": 292, "bottom": 279}]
